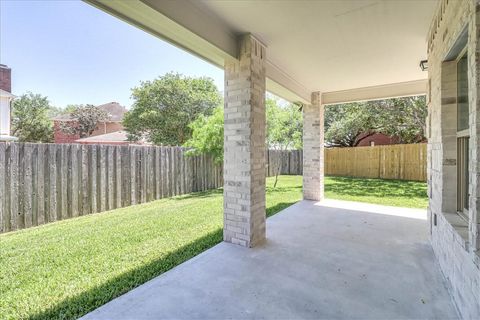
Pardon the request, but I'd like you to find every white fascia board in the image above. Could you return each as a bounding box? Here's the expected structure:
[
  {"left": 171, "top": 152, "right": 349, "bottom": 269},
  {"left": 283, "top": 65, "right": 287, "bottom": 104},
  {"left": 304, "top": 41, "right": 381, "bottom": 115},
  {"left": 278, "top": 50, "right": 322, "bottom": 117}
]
[
  {"left": 84, "top": 0, "right": 234, "bottom": 67},
  {"left": 322, "top": 79, "right": 427, "bottom": 105},
  {"left": 266, "top": 61, "right": 310, "bottom": 104},
  {"left": 140, "top": 0, "right": 238, "bottom": 62},
  {"left": 83, "top": 0, "right": 311, "bottom": 104}
]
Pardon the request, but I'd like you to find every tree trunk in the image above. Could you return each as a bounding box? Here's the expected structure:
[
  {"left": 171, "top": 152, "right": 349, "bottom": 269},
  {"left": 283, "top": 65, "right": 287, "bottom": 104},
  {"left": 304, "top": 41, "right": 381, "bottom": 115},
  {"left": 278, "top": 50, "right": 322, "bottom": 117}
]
[
  {"left": 354, "top": 132, "right": 375, "bottom": 147},
  {"left": 273, "top": 156, "right": 281, "bottom": 188}
]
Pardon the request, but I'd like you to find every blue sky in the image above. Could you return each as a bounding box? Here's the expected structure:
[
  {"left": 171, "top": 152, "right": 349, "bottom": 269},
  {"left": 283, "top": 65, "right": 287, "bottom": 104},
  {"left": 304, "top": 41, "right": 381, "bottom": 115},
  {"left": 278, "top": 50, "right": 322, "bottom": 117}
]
[{"left": 0, "top": 0, "right": 224, "bottom": 109}]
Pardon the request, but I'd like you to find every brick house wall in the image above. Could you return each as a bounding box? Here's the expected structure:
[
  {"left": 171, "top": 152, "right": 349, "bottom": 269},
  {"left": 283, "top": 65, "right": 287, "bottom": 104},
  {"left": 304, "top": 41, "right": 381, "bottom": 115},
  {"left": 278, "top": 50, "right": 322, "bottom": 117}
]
[
  {"left": 355, "top": 132, "right": 398, "bottom": 147},
  {"left": 90, "top": 121, "right": 124, "bottom": 137},
  {"left": 0, "top": 65, "right": 11, "bottom": 93},
  {"left": 53, "top": 120, "right": 124, "bottom": 144},
  {"left": 427, "top": 0, "right": 480, "bottom": 318},
  {"left": 355, "top": 133, "right": 426, "bottom": 147},
  {"left": 53, "top": 121, "right": 80, "bottom": 144}
]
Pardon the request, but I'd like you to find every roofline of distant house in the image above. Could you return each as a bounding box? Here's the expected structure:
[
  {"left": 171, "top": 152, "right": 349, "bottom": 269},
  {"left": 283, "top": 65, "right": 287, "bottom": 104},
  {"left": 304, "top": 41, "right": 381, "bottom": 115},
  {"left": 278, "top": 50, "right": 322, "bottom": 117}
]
[{"left": 52, "top": 118, "right": 123, "bottom": 123}]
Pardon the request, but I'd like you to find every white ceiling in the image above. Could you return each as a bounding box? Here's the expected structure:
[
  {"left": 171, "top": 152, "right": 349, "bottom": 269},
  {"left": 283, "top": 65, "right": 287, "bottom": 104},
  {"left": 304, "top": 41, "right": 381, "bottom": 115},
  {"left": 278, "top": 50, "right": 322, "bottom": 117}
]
[{"left": 194, "top": 0, "right": 437, "bottom": 94}]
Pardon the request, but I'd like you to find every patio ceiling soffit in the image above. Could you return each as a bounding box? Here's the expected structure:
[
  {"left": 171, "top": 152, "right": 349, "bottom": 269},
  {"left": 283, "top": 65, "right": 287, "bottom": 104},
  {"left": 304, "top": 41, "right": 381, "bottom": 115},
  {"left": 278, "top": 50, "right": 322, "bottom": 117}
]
[
  {"left": 322, "top": 79, "right": 427, "bottom": 105},
  {"left": 84, "top": 0, "right": 311, "bottom": 104}
]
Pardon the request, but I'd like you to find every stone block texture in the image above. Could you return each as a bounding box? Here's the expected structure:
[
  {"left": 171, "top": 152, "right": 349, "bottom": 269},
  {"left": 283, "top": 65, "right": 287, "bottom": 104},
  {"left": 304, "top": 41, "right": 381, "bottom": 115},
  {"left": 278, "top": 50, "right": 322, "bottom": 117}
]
[
  {"left": 303, "top": 92, "right": 324, "bottom": 201},
  {"left": 427, "top": 0, "right": 480, "bottom": 318},
  {"left": 223, "top": 34, "right": 266, "bottom": 248}
]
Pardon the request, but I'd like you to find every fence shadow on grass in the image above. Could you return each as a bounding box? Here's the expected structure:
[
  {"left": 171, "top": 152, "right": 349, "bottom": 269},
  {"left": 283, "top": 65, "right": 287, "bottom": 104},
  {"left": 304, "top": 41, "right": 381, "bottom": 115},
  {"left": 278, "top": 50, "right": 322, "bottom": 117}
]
[
  {"left": 325, "top": 176, "right": 427, "bottom": 199},
  {"left": 266, "top": 185, "right": 302, "bottom": 193},
  {"left": 169, "top": 188, "right": 223, "bottom": 201},
  {"left": 29, "top": 193, "right": 299, "bottom": 320}
]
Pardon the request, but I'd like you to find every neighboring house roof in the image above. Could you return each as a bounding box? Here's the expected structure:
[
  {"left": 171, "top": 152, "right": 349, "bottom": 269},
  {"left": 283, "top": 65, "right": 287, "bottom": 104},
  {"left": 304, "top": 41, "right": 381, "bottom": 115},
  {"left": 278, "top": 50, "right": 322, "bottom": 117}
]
[
  {"left": 52, "top": 102, "right": 127, "bottom": 122},
  {"left": 75, "top": 130, "right": 129, "bottom": 143},
  {"left": 51, "top": 114, "right": 75, "bottom": 121},
  {"left": 97, "top": 102, "right": 128, "bottom": 122},
  {"left": 0, "top": 89, "right": 15, "bottom": 99},
  {"left": 74, "top": 130, "right": 147, "bottom": 145}
]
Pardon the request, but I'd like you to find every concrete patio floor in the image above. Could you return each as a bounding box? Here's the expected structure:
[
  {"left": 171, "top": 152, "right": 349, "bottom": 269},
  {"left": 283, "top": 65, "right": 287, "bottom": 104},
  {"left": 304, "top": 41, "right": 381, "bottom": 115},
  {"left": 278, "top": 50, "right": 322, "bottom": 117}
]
[{"left": 83, "top": 199, "right": 459, "bottom": 319}]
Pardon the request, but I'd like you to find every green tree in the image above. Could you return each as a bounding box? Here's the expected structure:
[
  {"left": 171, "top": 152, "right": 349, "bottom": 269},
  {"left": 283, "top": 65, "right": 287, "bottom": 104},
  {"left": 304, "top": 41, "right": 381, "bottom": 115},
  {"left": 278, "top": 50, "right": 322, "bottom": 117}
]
[
  {"left": 379, "top": 96, "right": 427, "bottom": 143},
  {"left": 184, "top": 97, "right": 303, "bottom": 187},
  {"left": 61, "top": 104, "right": 78, "bottom": 115},
  {"left": 59, "top": 104, "right": 110, "bottom": 138},
  {"left": 184, "top": 106, "right": 224, "bottom": 163},
  {"left": 324, "top": 102, "right": 381, "bottom": 147},
  {"left": 11, "top": 92, "right": 54, "bottom": 143},
  {"left": 324, "top": 96, "right": 427, "bottom": 147},
  {"left": 266, "top": 98, "right": 303, "bottom": 187},
  {"left": 123, "top": 73, "right": 221, "bottom": 145},
  {"left": 48, "top": 104, "right": 77, "bottom": 119},
  {"left": 266, "top": 99, "right": 303, "bottom": 150}
]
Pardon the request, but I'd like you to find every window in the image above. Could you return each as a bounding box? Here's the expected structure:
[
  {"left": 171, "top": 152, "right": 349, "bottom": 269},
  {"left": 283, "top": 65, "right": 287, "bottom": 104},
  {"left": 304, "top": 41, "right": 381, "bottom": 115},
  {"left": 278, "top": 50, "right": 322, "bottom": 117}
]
[
  {"left": 457, "top": 136, "right": 469, "bottom": 215},
  {"left": 457, "top": 52, "right": 469, "bottom": 131},
  {"left": 456, "top": 49, "right": 469, "bottom": 219}
]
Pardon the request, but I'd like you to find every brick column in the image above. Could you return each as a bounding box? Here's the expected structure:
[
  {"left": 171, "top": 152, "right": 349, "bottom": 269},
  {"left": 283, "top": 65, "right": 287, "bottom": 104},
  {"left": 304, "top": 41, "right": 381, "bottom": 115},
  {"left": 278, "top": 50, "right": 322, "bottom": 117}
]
[
  {"left": 303, "top": 92, "right": 324, "bottom": 201},
  {"left": 223, "top": 34, "right": 266, "bottom": 247}
]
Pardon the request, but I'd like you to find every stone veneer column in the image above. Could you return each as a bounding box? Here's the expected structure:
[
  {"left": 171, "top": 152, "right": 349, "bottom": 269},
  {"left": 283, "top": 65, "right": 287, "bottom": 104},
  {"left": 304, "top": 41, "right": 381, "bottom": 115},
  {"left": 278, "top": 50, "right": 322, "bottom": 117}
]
[
  {"left": 470, "top": 3, "right": 480, "bottom": 252},
  {"left": 223, "top": 34, "right": 266, "bottom": 248},
  {"left": 303, "top": 92, "right": 324, "bottom": 201}
]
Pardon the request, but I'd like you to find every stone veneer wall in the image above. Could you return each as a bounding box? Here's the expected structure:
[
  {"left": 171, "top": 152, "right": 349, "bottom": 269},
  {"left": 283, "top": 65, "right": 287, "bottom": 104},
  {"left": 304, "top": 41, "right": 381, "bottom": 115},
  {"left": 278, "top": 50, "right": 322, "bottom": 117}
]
[
  {"left": 302, "top": 92, "right": 324, "bottom": 201},
  {"left": 427, "top": 0, "right": 480, "bottom": 318},
  {"left": 223, "top": 35, "right": 266, "bottom": 247}
]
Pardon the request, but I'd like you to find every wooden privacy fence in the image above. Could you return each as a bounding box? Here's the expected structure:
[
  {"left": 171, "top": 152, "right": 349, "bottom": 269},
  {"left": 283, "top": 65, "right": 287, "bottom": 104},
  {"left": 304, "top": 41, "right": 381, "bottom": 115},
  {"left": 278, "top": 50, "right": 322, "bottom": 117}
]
[
  {"left": 266, "top": 149, "right": 303, "bottom": 176},
  {"left": 266, "top": 145, "right": 427, "bottom": 181},
  {"left": 0, "top": 143, "right": 426, "bottom": 233},
  {"left": 325, "top": 144, "right": 427, "bottom": 181},
  {"left": 0, "top": 143, "right": 222, "bottom": 233}
]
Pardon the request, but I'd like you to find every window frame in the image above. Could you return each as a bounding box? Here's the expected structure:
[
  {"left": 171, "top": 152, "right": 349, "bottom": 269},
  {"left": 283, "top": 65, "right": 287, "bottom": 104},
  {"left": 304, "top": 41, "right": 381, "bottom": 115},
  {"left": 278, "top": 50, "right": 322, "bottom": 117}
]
[{"left": 455, "top": 46, "right": 470, "bottom": 221}]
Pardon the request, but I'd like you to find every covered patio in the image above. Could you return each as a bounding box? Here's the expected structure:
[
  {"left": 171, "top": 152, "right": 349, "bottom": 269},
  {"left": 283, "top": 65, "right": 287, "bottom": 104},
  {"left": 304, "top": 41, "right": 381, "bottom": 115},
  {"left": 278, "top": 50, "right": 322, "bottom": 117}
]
[
  {"left": 84, "top": 0, "right": 480, "bottom": 318},
  {"left": 83, "top": 200, "right": 457, "bottom": 319},
  {"left": 84, "top": 0, "right": 432, "bottom": 247}
]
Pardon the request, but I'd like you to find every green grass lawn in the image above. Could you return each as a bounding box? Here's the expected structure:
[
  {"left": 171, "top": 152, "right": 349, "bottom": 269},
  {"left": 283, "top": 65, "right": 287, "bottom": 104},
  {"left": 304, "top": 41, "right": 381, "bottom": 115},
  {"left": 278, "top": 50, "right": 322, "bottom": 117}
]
[
  {"left": 0, "top": 176, "right": 427, "bottom": 320},
  {"left": 325, "top": 176, "right": 428, "bottom": 208}
]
